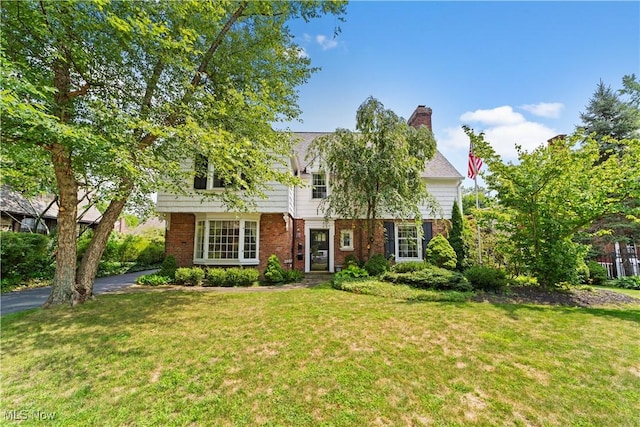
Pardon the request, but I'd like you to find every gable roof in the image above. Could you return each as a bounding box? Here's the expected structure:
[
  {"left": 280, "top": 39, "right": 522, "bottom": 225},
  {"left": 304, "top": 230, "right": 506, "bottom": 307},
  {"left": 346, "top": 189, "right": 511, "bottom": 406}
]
[
  {"left": 292, "top": 132, "right": 463, "bottom": 179},
  {"left": 0, "top": 186, "right": 102, "bottom": 225}
]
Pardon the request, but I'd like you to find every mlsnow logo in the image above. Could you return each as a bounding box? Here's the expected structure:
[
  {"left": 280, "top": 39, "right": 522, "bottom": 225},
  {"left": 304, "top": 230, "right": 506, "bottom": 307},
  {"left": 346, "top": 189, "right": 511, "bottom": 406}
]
[{"left": 4, "top": 409, "right": 56, "bottom": 421}]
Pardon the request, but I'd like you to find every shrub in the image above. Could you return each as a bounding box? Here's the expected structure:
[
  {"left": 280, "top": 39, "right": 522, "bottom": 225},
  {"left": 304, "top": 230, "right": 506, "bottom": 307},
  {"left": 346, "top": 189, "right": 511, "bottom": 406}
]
[
  {"left": 344, "top": 254, "right": 361, "bottom": 268},
  {"left": 206, "top": 268, "right": 227, "bottom": 286},
  {"left": 0, "top": 231, "right": 53, "bottom": 286},
  {"left": 97, "top": 261, "right": 136, "bottom": 277},
  {"left": 586, "top": 261, "right": 608, "bottom": 286},
  {"left": 606, "top": 276, "right": 640, "bottom": 290},
  {"left": 363, "top": 254, "right": 389, "bottom": 276},
  {"left": 136, "top": 274, "right": 170, "bottom": 286},
  {"left": 425, "top": 235, "right": 457, "bottom": 270},
  {"left": 264, "top": 254, "right": 285, "bottom": 283},
  {"left": 511, "top": 275, "right": 538, "bottom": 287},
  {"left": 283, "top": 269, "right": 304, "bottom": 283},
  {"left": 159, "top": 255, "right": 178, "bottom": 279},
  {"left": 334, "top": 264, "right": 369, "bottom": 284},
  {"left": 381, "top": 265, "right": 471, "bottom": 292},
  {"left": 137, "top": 241, "right": 165, "bottom": 265},
  {"left": 464, "top": 265, "right": 508, "bottom": 292},
  {"left": 174, "top": 267, "right": 205, "bottom": 286},
  {"left": 391, "top": 261, "right": 428, "bottom": 273},
  {"left": 225, "top": 267, "right": 259, "bottom": 287}
]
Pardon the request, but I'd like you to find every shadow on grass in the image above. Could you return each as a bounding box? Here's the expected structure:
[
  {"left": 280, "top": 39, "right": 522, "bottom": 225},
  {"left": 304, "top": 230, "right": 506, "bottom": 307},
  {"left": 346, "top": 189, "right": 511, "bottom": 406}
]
[
  {"left": 0, "top": 291, "right": 216, "bottom": 357},
  {"left": 484, "top": 301, "right": 640, "bottom": 324}
]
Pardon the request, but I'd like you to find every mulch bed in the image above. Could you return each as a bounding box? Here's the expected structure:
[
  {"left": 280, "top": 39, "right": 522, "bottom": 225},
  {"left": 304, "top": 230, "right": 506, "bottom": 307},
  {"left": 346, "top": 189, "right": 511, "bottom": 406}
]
[{"left": 473, "top": 286, "right": 640, "bottom": 308}]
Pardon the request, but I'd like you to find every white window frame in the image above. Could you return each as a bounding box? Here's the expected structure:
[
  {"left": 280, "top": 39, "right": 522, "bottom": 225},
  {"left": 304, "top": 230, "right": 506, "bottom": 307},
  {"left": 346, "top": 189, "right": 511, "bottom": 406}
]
[
  {"left": 340, "top": 229, "right": 354, "bottom": 251},
  {"left": 311, "top": 172, "right": 328, "bottom": 199},
  {"left": 395, "top": 223, "right": 421, "bottom": 261},
  {"left": 194, "top": 155, "right": 226, "bottom": 190},
  {"left": 193, "top": 214, "right": 260, "bottom": 265}
]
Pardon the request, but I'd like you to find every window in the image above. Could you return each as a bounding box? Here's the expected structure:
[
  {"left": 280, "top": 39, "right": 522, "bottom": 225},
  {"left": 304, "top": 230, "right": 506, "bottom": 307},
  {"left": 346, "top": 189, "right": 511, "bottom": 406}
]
[
  {"left": 194, "top": 218, "right": 259, "bottom": 264},
  {"left": 193, "top": 154, "right": 226, "bottom": 190},
  {"left": 312, "top": 173, "right": 327, "bottom": 199},
  {"left": 340, "top": 229, "right": 354, "bottom": 251},
  {"left": 397, "top": 224, "right": 420, "bottom": 259}
]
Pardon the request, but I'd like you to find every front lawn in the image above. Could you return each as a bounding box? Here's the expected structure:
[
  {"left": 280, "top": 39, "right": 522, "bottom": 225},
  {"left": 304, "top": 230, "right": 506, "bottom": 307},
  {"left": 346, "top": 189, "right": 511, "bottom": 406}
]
[{"left": 1, "top": 287, "right": 639, "bottom": 426}]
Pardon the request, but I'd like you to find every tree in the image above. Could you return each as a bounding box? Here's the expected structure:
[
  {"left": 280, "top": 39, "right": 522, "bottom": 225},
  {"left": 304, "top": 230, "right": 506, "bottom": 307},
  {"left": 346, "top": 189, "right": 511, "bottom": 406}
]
[
  {"left": 308, "top": 97, "right": 437, "bottom": 259},
  {"left": 1, "top": 1, "right": 347, "bottom": 306},
  {"left": 466, "top": 127, "right": 640, "bottom": 286},
  {"left": 578, "top": 76, "right": 640, "bottom": 275},
  {"left": 447, "top": 200, "right": 468, "bottom": 271},
  {"left": 578, "top": 78, "right": 640, "bottom": 160}
]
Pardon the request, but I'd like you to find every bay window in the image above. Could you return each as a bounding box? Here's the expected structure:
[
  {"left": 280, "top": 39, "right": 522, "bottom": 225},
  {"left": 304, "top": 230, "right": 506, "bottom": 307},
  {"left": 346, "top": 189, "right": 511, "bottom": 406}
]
[{"left": 194, "top": 217, "right": 259, "bottom": 265}]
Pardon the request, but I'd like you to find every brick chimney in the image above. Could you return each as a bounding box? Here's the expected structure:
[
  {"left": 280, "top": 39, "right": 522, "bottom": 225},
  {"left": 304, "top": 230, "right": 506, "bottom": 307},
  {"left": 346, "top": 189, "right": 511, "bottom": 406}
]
[{"left": 407, "top": 105, "right": 433, "bottom": 131}]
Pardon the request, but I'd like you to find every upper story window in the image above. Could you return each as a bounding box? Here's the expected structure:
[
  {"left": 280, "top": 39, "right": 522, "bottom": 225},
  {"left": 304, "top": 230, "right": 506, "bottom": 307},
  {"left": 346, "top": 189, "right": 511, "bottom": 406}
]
[
  {"left": 312, "top": 172, "right": 327, "bottom": 199},
  {"left": 194, "top": 154, "right": 238, "bottom": 190}
]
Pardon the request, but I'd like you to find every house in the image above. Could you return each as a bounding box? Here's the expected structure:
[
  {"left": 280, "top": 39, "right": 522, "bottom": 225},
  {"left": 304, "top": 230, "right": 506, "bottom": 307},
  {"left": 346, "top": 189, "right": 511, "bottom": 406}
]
[
  {"left": 156, "top": 105, "right": 464, "bottom": 273},
  {"left": 0, "top": 186, "right": 102, "bottom": 234}
]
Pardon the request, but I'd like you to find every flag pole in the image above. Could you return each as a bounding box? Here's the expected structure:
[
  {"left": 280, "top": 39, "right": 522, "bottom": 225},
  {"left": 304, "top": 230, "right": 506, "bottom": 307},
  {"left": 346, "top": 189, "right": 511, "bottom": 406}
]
[{"left": 474, "top": 175, "right": 482, "bottom": 265}]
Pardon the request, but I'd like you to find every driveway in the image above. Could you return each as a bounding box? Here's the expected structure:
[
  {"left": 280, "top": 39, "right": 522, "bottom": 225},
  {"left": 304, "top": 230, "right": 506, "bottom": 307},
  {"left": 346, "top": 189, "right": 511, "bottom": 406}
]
[{"left": 0, "top": 270, "right": 156, "bottom": 316}]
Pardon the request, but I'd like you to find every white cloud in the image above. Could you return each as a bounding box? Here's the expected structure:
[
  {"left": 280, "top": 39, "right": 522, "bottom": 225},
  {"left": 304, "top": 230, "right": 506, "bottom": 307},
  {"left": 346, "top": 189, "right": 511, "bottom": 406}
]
[
  {"left": 460, "top": 105, "right": 525, "bottom": 126},
  {"left": 519, "top": 102, "right": 564, "bottom": 118},
  {"left": 440, "top": 105, "right": 559, "bottom": 160},
  {"left": 316, "top": 34, "right": 338, "bottom": 50}
]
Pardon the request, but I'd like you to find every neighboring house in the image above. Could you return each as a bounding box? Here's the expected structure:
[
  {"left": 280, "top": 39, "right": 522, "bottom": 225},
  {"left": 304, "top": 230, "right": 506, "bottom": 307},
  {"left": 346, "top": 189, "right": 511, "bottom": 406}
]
[
  {"left": 156, "top": 105, "right": 464, "bottom": 273},
  {"left": 0, "top": 186, "right": 102, "bottom": 235},
  {"left": 596, "top": 241, "right": 639, "bottom": 278}
]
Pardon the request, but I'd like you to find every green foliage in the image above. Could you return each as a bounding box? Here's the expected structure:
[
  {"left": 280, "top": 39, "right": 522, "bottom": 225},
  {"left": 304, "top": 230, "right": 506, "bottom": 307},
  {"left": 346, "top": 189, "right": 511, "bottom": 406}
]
[
  {"left": 174, "top": 267, "right": 205, "bottom": 286},
  {"left": 363, "top": 254, "right": 389, "bottom": 276},
  {"left": 136, "top": 241, "right": 165, "bottom": 265},
  {"left": 264, "top": 255, "right": 285, "bottom": 284},
  {"left": 334, "top": 265, "right": 369, "bottom": 284},
  {"left": 391, "top": 261, "right": 428, "bottom": 273},
  {"left": 344, "top": 254, "right": 361, "bottom": 268},
  {"left": 425, "top": 235, "right": 457, "bottom": 270},
  {"left": 511, "top": 275, "right": 539, "bottom": 287},
  {"left": 448, "top": 201, "right": 469, "bottom": 271},
  {"left": 586, "top": 261, "right": 609, "bottom": 286},
  {"left": 0, "top": 232, "right": 53, "bottom": 286},
  {"left": 464, "top": 266, "right": 508, "bottom": 292},
  {"left": 96, "top": 261, "right": 137, "bottom": 278},
  {"left": 282, "top": 269, "right": 305, "bottom": 283},
  {"left": 205, "top": 268, "right": 259, "bottom": 287},
  {"left": 159, "top": 255, "right": 178, "bottom": 280},
  {"left": 135, "top": 274, "right": 170, "bottom": 286},
  {"left": 332, "top": 279, "right": 472, "bottom": 303},
  {"left": 381, "top": 265, "right": 471, "bottom": 292},
  {"left": 466, "top": 126, "right": 640, "bottom": 286},
  {"left": 606, "top": 276, "right": 640, "bottom": 290},
  {"left": 308, "top": 97, "right": 438, "bottom": 257}
]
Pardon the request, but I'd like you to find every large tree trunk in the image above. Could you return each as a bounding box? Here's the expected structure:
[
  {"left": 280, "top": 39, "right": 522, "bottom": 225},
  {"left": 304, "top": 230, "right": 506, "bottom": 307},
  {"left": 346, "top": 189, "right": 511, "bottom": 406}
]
[
  {"left": 44, "top": 144, "right": 78, "bottom": 307},
  {"left": 76, "top": 185, "right": 132, "bottom": 301}
]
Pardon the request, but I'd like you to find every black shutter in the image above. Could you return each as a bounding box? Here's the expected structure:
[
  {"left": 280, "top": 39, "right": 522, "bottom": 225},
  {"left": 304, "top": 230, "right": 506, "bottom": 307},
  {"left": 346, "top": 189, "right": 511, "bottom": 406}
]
[
  {"left": 384, "top": 221, "right": 395, "bottom": 259},
  {"left": 194, "top": 154, "right": 208, "bottom": 189},
  {"left": 422, "top": 221, "right": 433, "bottom": 260}
]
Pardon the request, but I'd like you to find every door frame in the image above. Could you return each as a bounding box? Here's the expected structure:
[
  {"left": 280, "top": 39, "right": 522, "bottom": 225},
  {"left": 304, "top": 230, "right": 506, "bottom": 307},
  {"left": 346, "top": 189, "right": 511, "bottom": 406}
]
[{"left": 304, "top": 220, "right": 334, "bottom": 273}]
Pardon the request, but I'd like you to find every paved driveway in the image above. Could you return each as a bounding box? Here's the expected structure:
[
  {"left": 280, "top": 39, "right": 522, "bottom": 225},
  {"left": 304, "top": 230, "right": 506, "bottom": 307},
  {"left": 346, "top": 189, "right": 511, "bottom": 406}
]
[{"left": 0, "top": 270, "right": 156, "bottom": 315}]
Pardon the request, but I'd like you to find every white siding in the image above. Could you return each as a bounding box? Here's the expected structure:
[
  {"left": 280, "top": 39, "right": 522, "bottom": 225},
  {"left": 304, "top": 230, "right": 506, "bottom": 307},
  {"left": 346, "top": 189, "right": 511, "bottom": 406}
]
[
  {"left": 420, "top": 179, "right": 461, "bottom": 219},
  {"left": 157, "top": 158, "right": 293, "bottom": 214}
]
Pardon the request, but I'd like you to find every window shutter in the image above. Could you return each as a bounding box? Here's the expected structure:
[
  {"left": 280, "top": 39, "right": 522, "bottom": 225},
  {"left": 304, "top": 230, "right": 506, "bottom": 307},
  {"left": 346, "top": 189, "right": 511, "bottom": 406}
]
[
  {"left": 422, "top": 221, "right": 433, "bottom": 259},
  {"left": 384, "top": 221, "right": 395, "bottom": 259}
]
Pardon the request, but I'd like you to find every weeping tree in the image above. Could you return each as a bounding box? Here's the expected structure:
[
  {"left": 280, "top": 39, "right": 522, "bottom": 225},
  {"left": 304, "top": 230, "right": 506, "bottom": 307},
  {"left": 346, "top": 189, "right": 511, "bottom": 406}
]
[
  {"left": 1, "top": 0, "right": 347, "bottom": 306},
  {"left": 308, "top": 97, "right": 438, "bottom": 259},
  {"left": 466, "top": 126, "right": 640, "bottom": 286}
]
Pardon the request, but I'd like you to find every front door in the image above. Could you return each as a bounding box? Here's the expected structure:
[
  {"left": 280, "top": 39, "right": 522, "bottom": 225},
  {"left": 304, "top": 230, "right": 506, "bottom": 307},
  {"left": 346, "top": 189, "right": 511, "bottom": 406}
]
[{"left": 310, "top": 229, "right": 329, "bottom": 271}]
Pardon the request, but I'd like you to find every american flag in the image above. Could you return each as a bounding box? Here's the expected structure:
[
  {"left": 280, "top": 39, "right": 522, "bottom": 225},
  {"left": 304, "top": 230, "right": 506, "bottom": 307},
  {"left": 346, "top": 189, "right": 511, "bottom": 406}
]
[{"left": 468, "top": 142, "right": 482, "bottom": 180}]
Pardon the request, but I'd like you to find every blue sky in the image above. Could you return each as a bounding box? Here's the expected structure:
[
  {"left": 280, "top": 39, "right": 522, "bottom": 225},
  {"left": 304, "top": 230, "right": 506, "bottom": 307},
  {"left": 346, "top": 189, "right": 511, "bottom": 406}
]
[{"left": 279, "top": 1, "right": 640, "bottom": 186}]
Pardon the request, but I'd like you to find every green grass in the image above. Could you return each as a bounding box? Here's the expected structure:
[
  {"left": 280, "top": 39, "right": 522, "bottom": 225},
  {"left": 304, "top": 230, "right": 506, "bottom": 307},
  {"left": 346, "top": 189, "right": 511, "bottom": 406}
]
[
  {"left": 1, "top": 287, "right": 639, "bottom": 426},
  {"left": 595, "top": 285, "right": 640, "bottom": 298}
]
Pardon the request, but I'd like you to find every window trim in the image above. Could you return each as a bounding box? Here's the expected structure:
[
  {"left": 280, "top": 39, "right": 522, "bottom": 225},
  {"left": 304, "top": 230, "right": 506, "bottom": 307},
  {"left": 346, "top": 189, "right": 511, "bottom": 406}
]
[
  {"left": 193, "top": 214, "right": 260, "bottom": 265},
  {"left": 193, "top": 155, "right": 227, "bottom": 191},
  {"left": 339, "top": 229, "right": 354, "bottom": 251},
  {"left": 395, "top": 223, "right": 422, "bottom": 261},
  {"left": 311, "top": 172, "right": 328, "bottom": 199}
]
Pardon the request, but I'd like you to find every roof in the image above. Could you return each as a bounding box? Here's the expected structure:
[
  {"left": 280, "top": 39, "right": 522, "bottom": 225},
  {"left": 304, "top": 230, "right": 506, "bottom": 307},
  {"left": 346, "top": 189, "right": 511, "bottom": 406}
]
[
  {"left": 292, "top": 132, "right": 463, "bottom": 179},
  {"left": 0, "top": 186, "right": 102, "bottom": 224}
]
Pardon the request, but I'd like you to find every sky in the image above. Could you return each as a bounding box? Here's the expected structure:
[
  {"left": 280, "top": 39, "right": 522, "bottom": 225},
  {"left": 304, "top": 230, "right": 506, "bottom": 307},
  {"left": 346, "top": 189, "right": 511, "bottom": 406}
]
[{"left": 278, "top": 1, "right": 640, "bottom": 187}]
